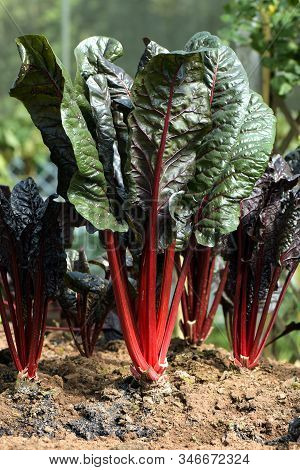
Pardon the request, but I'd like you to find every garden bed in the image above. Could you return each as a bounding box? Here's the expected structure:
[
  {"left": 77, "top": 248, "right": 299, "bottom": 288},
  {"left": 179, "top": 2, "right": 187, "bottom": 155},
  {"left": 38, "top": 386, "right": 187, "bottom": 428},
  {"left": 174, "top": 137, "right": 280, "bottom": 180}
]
[{"left": 0, "top": 330, "right": 299, "bottom": 450}]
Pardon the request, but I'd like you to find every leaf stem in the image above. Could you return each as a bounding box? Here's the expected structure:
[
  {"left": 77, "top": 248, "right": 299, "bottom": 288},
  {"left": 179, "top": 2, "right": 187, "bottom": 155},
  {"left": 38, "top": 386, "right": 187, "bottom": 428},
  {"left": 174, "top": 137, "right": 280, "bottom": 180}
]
[{"left": 200, "top": 262, "right": 229, "bottom": 342}]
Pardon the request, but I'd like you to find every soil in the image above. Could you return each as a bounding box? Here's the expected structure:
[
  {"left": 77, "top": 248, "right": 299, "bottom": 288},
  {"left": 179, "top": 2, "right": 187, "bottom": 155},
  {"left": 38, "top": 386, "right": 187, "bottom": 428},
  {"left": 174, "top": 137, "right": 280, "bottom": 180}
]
[{"left": 0, "top": 330, "right": 299, "bottom": 450}]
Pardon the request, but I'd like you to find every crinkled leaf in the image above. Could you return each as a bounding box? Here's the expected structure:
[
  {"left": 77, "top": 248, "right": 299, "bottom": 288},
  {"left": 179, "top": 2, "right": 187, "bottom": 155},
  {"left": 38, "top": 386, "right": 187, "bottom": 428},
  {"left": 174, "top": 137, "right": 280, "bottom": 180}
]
[
  {"left": 225, "top": 157, "right": 299, "bottom": 309},
  {"left": 10, "top": 35, "right": 77, "bottom": 199},
  {"left": 41, "top": 200, "right": 67, "bottom": 297},
  {"left": 96, "top": 54, "right": 133, "bottom": 107},
  {"left": 86, "top": 74, "right": 125, "bottom": 202},
  {"left": 74, "top": 36, "right": 124, "bottom": 133},
  {"left": 61, "top": 72, "right": 127, "bottom": 232},
  {"left": 0, "top": 187, "right": 18, "bottom": 235},
  {"left": 285, "top": 147, "right": 300, "bottom": 175},
  {"left": 185, "top": 31, "right": 221, "bottom": 51},
  {"left": 0, "top": 178, "right": 49, "bottom": 266},
  {"left": 10, "top": 177, "right": 46, "bottom": 237},
  {"left": 225, "top": 151, "right": 299, "bottom": 292},
  {"left": 137, "top": 38, "right": 169, "bottom": 72},
  {"left": 185, "top": 32, "right": 250, "bottom": 198},
  {"left": 242, "top": 156, "right": 298, "bottom": 237},
  {"left": 181, "top": 32, "right": 276, "bottom": 247},
  {"left": 0, "top": 189, "right": 16, "bottom": 269},
  {"left": 275, "top": 191, "right": 299, "bottom": 270},
  {"left": 0, "top": 178, "right": 66, "bottom": 299},
  {"left": 65, "top": 271, "right": 107, "bottom": 295},
  {"left": 58, "top": 289, "right": 77, "bottom": 317},
  {"left": 127, "top": 52, "right": 211, "bottom": 228},
  {"left": 95, "top": 56, "right": 134, "bottom": 185},
  {"left": 71, "top": 36, "right": 132, "bottom": 224},
  {"left": 75, "top": 36, "right": 123, "bottom": 79},
  {"left": 196, "top": 91, "right": 276, "bottom": 246}
]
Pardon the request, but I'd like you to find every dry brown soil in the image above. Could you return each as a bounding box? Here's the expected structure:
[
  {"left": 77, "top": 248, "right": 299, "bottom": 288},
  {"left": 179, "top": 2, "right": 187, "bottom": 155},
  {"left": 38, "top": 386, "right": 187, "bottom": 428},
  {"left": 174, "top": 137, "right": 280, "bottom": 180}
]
[{"left": 0, "top": 330, "right": 299, "bottom": 450}]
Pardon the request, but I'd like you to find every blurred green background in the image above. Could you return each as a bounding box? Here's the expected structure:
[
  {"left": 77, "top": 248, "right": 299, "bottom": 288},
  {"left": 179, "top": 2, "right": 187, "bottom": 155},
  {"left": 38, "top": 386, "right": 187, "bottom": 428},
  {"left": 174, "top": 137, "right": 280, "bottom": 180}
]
[{"left": 0, "top": 0, "right": 299, "bottom": 362}]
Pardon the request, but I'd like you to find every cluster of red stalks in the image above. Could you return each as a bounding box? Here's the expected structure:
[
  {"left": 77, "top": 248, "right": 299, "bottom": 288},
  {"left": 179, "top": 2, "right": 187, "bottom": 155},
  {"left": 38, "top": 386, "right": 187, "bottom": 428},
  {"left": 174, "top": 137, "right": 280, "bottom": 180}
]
[
  {"left": 64, "top": 292, "right": 108, "bottom": 358},
  {"left": 104, "top": 230, "right": 196, "bottom": 381},
  {"left": 226, "top": 225, "right": 297, "bottom": 369},
  {"left": 177, "top": 247, "right": 229, "bottom": 345},
  {"left": 103, "top": 86, "right": 200, "bottom": 381},
  {"left": 0, "top": 256, "right": 48, "bottom": 380}
]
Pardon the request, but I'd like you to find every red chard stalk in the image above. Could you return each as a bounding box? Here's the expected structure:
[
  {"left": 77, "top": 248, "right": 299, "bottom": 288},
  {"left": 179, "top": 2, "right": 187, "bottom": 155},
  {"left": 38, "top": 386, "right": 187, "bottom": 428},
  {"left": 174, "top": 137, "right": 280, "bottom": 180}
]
[{"left": 223, "top": 156, "right": 299, "bottom": 368}]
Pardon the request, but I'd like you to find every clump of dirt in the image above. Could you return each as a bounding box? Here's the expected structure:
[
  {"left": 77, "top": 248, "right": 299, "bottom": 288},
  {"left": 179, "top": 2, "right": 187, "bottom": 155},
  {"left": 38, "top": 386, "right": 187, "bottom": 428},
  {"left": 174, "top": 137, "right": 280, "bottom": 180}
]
[
  {"left": 0, "top": 331, "right": 299, "bottom": 450},
  {"left": 66, "top": 398, "right": 155, "bottom": 441},
  {"left": 10, "top": 383, "right": 58, "bottom": 438}
]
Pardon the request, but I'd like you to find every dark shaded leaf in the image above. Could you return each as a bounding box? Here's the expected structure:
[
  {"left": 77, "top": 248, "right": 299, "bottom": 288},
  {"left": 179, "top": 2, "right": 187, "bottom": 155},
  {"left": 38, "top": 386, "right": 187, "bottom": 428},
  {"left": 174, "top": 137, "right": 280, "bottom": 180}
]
[
  {"left": 65, "top": 271, "right": 107, "bottom": 295},
  {"left": 58, "top": 248, "right": 115, "bottom": 357},
  {"left": 10, "top": 177, "right": 46, "bottom": 238},
  {"left": 59, "top": 202, "right": 87, "bottom": 249},
  {"left": 225, "top": 156, "right": 299, "bottom": 308},
  {"left": 10, "top": 35, "right": 77, "bottom": 199},
  {"left": 242, "top": 156, "right": 299, "bottom": 240},
  {"left": 137, "top": 37, "right": 169, "bottom": 72},
  {"left": 0, "top": 178, "right": 66, "bottom": 299},
  {"left": 285, "top": 147, "right": 300, "bottom": 175},
  {"left": 41, "top": 200, "right": 67, "bottom": 297}
]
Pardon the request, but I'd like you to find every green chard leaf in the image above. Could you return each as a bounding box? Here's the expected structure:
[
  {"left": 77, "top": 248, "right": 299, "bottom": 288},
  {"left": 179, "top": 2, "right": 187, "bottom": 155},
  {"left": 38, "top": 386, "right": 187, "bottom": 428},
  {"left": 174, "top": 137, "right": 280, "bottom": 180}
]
[
  {"left": 10, "top": 35, "right": 77, "bottom": 200},
  {"left": 182, "top": 31, "right": 276, "bottom": 247},
  {"left": 75, "top": 36, "right": 133, "bottom": 112},
  {"left": 196, "top": 90, "right": 276, "bottom": 246},
  {"left": 74, "top": 36, "right": 133, "bottom": 207},
  {"left": 61, "top": 73, "right": 127, "bottom": 232},
  {"left": 95, "top": 55, "right": 134, "bottom": 188},
  {"left": 127, "top": 52, "right": 212, "bottom": 227},
  {"left": 74, "top": 36, "right": 124, "bottom": 133},
  {"left": 86, "top": 74, "right": 125, "bottom": 201}
]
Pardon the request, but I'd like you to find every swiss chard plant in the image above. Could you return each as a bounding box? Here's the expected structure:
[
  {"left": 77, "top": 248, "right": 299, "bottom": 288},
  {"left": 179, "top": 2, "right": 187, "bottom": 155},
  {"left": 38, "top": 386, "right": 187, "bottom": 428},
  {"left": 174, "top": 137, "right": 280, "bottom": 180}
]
[
  {"left": 58, "top": 249, "right": 114, "bottom": 357},
  {"left": 175, "top": 32, "right": 276, "bottom": 345},
  {"left": 11, "top": 32, "right": 276, "bottom": 381},
  {"left": 223, "top": 156, "right": 299, "bottom": 368},
  {"left": 0, "top": 178, "right": 66, "bottom": 379}
]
